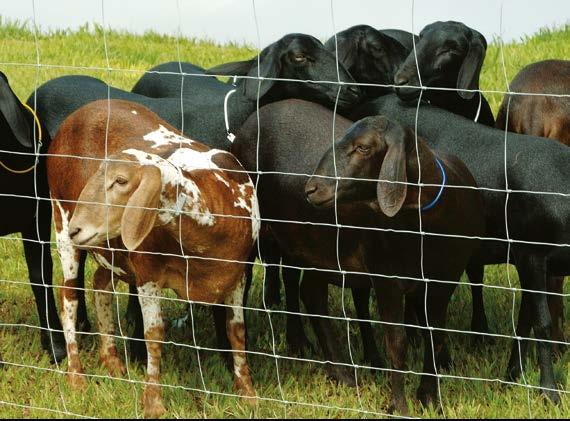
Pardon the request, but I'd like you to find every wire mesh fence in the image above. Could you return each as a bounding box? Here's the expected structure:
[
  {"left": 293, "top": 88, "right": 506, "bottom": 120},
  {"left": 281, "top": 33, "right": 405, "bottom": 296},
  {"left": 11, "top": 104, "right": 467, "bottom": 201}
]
[{"left": 0, "top": 0, "right": 568, "bottom": 418}]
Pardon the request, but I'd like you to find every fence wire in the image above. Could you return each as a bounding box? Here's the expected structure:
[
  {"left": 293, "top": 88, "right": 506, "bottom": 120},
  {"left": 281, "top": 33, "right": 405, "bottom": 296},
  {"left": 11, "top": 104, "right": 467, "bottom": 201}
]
[{"left": 0, "top": 0, "right": 569, "bottom": 418}]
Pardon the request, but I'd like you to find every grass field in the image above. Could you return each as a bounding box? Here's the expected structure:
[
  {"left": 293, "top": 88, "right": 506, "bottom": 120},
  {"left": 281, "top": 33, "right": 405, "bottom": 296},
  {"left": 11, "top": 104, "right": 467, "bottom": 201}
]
[{"left": 0, "top": 18, "right": 569, "bottom": 418}]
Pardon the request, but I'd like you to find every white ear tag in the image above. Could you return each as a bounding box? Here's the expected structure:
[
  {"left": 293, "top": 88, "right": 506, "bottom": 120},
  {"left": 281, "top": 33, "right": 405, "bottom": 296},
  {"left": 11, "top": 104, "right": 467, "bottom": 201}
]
[{"left": 224, "top": 75, "right": 238, "bottom": 144}]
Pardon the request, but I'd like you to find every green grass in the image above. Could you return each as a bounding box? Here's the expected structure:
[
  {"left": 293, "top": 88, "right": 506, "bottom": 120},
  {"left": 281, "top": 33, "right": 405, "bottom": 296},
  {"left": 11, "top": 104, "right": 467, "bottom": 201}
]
[{"left": 1, "top": 18, "right": 569, "bottom": 418}]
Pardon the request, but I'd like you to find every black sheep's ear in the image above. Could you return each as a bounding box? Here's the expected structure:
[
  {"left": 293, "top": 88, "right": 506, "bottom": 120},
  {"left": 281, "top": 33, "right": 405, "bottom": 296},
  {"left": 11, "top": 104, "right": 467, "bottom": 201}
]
[
  {"left": 207, "top": 59, "right": 255, "bottom": 77},
  {"left": 241, "top": 44, "right": 282, "bottom": 101},
  {"left": 377, "top": 129, "right": 408, "bottom": 217},
  {"left": 0, "top": 72, "right": 33, "bottom": 148},
  {"left": 326, "top": 36, "right": 358, "bottom": 70},
  {"left": 456, "top": 30, "right": 487, "bottom": 100}
]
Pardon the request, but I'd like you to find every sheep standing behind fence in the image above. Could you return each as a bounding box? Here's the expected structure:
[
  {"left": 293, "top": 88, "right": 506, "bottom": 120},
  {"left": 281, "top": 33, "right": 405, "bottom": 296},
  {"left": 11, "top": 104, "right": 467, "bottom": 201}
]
[{"left": 47, "top": 99, "right": 260, "bottom": 418}]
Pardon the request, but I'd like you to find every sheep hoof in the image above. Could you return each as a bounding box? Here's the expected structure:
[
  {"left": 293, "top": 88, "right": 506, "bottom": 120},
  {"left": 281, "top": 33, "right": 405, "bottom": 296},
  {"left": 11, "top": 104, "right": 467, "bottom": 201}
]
[
  {"left": 102, "top": 355, "right": 126, "bottom": 377},
  {"left": 286, "top": 332, "right": 314, "bottom": 356},
  {"left": 67, "top": 371, "right": 87, "bottom": 390},
  {"left": 551, "top": 342, "right": 568, "bottom": 360},
  {"left": 325, "top": 364, "right": 356, "bottom": 387},
  {"left": 235, "top": 377, "right": 257, "bottom": 405},
  {"left": 129, "top": 339, "right": 148, "bottom": 364},
  {"left": 387, "top": 397, "right": 409, "bottom": 416},
  {"left": 41, "top": 331, "right": 67, "bottom": 364},
  {"left": 143, "top": 385, "right": 166, "bottom": 419},
  {"left": 416, "top": 385, "right": 439, "bottom": 412},
  {"left": 543, "top": 387, "right": 561, "bottom": 405}
]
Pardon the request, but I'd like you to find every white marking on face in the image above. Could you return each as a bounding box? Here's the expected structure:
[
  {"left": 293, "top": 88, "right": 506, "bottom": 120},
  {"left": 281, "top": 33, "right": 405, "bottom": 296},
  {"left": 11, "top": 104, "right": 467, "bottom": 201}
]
[
  {"left": 93, "top": 253, "right": 127, "bottom": 276},
  {"left": 131, "top": 110, "right": 138, "bottom": 115},
  {"left": 143, "top": 124, "right": 195, "bottom": 148},
  {"left": 53, "top": 199, "right": 79, "bottom": 280},
  {"left": 214, "top": 173, "right": 230, "bottom": 188},
  {"left": 123, "top": 149, "right": 215, "bottom": 226}
]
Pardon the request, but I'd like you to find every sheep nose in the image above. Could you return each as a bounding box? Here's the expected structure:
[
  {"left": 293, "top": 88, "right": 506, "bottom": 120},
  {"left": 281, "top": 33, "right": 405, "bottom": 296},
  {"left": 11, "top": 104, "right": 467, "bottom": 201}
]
[
  {"left": 305, "top": 183, "right": 318, "bottom": 200},
  {"left": 69, "top": 227, "right": 81, "bottom": 239},
  {"left": 347, "top": 85, "right": 360, "bottom": 96},
  {"left": 394, "top": 74, "right": 409, "bottom": 86}
]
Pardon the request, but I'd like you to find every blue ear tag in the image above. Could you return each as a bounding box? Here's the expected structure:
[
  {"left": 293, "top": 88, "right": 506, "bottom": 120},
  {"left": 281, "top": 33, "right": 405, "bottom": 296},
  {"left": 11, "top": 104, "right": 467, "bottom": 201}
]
[{"left": 421, "top": 158, "right": 446, "bottom": 212}]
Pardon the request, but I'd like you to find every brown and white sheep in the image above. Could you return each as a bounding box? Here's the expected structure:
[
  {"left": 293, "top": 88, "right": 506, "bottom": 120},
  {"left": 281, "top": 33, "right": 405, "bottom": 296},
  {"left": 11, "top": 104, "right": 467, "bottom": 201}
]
[{"left": 47, "top": 99, "right": 259, "bottom": 418}]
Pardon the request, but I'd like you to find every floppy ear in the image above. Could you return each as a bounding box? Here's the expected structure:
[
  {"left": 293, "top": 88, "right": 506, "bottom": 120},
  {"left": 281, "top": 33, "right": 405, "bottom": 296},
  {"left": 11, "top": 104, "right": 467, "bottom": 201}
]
[
  {"left": 121, "top": 165, "right": 162, "bottom": 251},
  {"left": 456, "top": 31, "right": 487, "bottom": 100},
  {"left": 377, "top": 135, "right": 407, "bottom": 217},
  {"left": 243, "top": 44, "right": 282, "bottom": 100},
  {"left": 327, "top": 36, "right": 358, "bottom": 70},
  {"left": 0, "top": 72, "right": 33, "bottom": 148},
  {"left": 207, "top": 59, "right": 255, "bottom": 77}
]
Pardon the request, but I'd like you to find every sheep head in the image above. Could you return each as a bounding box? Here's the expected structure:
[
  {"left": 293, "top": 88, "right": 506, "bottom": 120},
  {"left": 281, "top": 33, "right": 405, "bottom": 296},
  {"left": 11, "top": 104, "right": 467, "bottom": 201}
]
[{"left": 68, "top": 152, "right": 161, "bottom": 251}]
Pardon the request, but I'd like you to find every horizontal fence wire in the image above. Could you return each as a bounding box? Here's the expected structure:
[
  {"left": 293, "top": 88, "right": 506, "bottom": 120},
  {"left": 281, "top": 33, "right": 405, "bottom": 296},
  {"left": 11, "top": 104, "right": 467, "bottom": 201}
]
[{"left": 0, "top": 0, "right": 568, "bottom": 418}]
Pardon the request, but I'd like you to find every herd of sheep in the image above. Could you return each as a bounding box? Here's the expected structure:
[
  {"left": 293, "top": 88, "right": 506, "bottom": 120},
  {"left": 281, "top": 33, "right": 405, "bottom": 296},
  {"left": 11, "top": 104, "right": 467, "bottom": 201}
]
[{"left": 0, "top": 20, "right": 568, "bottom": 417}]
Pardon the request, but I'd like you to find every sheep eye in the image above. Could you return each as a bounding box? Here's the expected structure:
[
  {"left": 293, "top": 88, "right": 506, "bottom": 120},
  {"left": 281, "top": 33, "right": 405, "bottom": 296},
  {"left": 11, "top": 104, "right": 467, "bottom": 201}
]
[
  {"left": 356, "top": 145, "right": 370, "bottom": 154},
  {"left": 293, "top": 54, "right": 307, "bottom": 63},
  {"left": 115, "top": 176, "right": 128, "bottom": 185}
]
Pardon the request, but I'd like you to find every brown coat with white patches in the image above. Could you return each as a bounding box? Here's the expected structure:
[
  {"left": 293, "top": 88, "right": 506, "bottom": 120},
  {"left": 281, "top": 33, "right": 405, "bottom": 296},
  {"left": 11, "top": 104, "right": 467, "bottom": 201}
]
[{"left": 47, "top": 100, "right": 258, "bottom": 418}]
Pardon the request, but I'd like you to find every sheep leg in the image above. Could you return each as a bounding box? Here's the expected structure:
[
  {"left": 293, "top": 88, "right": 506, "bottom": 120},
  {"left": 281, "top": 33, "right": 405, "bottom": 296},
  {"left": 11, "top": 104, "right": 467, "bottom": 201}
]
[
  {"left": 225, "top": 275, "right": 256, "bottom": 402},
  {"left": 300, "top": 271, "right": 356, "bottom": 387},
  {"left": 375, "top": 283, "right": 408, "bottom": 416},
  {"left": 514, "top": 256, "right": 560, "bottom": 404},
  {"left": 212, "top": 260, "right": 254, "bottom": 372},
  {"left": 59, "top": 248, "right": 85, "bottom": 390},
  {"left": 416, "top": 282, "right": 454, "bottom": 409},
  {"left": 404, "top": 293, "right": 421, "bottom": 345},
  {"left": 125, "top": 283, "right": 147, "bottom": 363},
  {"left": 466, "top": 262, "right": 491, "bottom": 343},
  {"left": 137, "top": 282, "right": 166, "bottom": 419},
  {"left": 53, "top": 199, "right": 85, "bottom": 389},
  {"left": 547, "top": 276, "right": 566, "bottom": 358},
  {"left": 412, "top": 289, "right": 451, "bottom": 371},
  {"left": 352, "top": 286, "right": 384, "bottom": 368},
  {"left": 261, "top": 233, "right": 283, "bottom": 307},
  {"left": 506, "top": 290, "right": 532, "bottom": 381},
  {"left": 75, "top": 251, "right": 91, "bottom": 333},
  {"left": 93, "top": 267, "right": 126, "bottom": 377},
  {"left": 284, "top": 263, "right": 313, "bottom": 355},
  {"left": 21, "top": 222, "right": 66, "bottom": 364}
]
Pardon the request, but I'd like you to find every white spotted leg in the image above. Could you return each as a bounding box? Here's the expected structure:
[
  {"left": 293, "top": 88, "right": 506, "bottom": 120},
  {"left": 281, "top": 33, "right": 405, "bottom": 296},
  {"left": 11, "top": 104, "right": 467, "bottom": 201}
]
[
  {"left": 225, "top": 275, "right": 256, "bottom": 402},
  {"left": 93, "top": 267, "right": 126, "bottom": 377},
  {"left": 54, "top": 200, "right": 85, "bottom": 389},
  {"left": 137, "top": 282, "right": 166, "bottom": 419}
]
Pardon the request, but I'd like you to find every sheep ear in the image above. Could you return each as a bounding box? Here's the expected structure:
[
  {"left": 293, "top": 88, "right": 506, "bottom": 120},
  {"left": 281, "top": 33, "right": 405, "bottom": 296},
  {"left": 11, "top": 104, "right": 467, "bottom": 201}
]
[
  {"left": 327, "top": 36, "right": 358, "bottom": 70},
  {"left": 207, "top": 59, "right": 255, "bottom": 77},
  {"left": 377, "top": 139, "right": 407, "bottom": 217},
  {"left": 0, "top": 72, "right": 33, "bottom": 148},
  {"left": 242, "top": 44, "right": 282, "bottom": 101},
  {"left": 121, "top": 165, "right": 162, "bottom": 251},
  {"left": 456, "top": 31, "right": 487, "bottom": 100}
]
